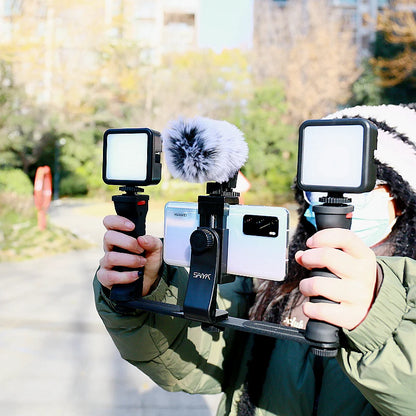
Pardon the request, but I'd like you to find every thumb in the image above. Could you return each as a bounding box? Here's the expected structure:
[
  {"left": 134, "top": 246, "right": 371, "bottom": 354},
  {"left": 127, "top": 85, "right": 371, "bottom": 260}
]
[{"left": 137, "top": 235, "right": 162, "bottom": 253}]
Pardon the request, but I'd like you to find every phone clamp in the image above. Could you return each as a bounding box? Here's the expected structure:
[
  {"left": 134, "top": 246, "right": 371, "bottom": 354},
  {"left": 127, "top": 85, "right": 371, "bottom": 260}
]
[
  {"left": 183, "top": 174, "right": 240, "bottom": 324},
  {"left": 183, "top": 227, "right": 228, "bottom": 323}
]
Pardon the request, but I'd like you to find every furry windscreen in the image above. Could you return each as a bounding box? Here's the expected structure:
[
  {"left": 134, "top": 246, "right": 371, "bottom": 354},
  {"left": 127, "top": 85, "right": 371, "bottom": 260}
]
[{"left": 162, "top": 117, "right": 249, "bottom": 183}]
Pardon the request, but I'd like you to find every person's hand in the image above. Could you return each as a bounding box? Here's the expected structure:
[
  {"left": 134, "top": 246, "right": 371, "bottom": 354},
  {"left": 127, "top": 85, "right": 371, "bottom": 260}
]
[
  {"left": 97, "top": 215, "right": 163, "bottom": 296},
  {"left": 295, "top": 228, "right": 377, "bottom": 330}
]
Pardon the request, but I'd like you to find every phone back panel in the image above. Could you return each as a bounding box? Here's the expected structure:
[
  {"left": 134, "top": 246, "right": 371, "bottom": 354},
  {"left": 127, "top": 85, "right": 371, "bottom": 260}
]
[
  {"left": 164, "top": 202, "right": 289, "bottom": 281},
  {"left": 163, "top": 201, "right": 199, "bottom": 267},
  {"left": 226, "top": 205, "right": 289, "bottom": 280}
]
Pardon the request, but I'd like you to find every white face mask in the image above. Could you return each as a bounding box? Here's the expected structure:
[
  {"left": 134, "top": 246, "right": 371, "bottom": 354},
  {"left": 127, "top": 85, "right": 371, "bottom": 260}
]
[{"left": 304, "top": 188, "right": 396, "bottom": 247}]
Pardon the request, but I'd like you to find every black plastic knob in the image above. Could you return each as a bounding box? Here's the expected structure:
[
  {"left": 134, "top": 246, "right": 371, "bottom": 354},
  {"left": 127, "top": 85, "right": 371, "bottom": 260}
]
[
  {"left": 190, "top": 228, "right": 215, "bottom": 254},
  {"left": 310, "top": 347, "right": 338, "bottom": 357}
]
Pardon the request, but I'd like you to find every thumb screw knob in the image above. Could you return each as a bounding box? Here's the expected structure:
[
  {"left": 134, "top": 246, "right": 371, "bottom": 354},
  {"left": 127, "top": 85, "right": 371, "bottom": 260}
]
[{"left": 190, "top": 229, "right": 215, "bottom": 253}]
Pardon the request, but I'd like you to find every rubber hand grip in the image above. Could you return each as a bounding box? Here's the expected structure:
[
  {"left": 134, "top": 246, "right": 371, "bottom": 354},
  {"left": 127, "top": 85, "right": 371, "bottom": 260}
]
[{"left": 110, "top": 193, "right": 148, "bottom": 303}]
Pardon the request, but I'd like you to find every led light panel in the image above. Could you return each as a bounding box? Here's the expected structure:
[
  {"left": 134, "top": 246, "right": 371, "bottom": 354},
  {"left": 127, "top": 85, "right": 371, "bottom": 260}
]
[
  {"left": 105, "top": 132, "right": 149, "bottom": 182},
  {"left": 297, "top": 119, "right": 377, "bottom": 193},
  {"left": 300, "top": 124, "right": 364, "bottom": 188}
]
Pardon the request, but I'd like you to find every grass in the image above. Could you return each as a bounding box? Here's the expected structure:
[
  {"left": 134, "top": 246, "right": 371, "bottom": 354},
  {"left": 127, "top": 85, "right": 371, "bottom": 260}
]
[
  {"left": 0, "top": 192, "right": 91, "bottom": 262},
  {"left": 0, "top": 219, "right": 92, "bottom": 262}
]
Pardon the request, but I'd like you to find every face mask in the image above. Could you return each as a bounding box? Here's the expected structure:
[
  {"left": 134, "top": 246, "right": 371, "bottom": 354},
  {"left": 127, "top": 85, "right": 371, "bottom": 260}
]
[{"left": 304, "top": 189, "right": 396, "bottom": 247}]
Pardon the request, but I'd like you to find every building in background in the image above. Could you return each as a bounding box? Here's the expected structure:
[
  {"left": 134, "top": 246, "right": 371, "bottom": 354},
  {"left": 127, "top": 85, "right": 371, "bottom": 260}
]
[
  {"left": 0, "top": 0, "right": 253, "bottom": 101},
  {"left": 263, "top": 0, "right": 396, "bottom": 60},
  {"left": 332, "top": 0, "right": 387, "bottom": 59},
  {"left": 0, "top": 0, "right": 414, "bottom": 102},
  {"left": 109, "top": 0, "right": 254, "bottom": 63},
  {"left": 112, "top": 0, "right": 200, "bottom": 64}
]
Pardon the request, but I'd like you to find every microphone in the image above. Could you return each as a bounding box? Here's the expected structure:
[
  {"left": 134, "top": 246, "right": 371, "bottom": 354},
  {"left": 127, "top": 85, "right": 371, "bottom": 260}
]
[{"left": 162, "top": 117, "right": 248, "bottom": 183}]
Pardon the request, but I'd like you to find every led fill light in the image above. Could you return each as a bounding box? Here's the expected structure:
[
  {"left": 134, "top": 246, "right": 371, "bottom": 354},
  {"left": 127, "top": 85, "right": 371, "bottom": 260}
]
[
  {"left": 297, "top": 118, "right": 377, "bottom": 193},
  {"left": 103, "top": 128, "right": 162, "bottom": 186}
]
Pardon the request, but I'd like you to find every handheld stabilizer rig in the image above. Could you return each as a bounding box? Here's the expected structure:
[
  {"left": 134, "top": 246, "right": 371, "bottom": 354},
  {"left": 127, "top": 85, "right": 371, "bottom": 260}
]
[
  {"left": 102, "top": 117, "right": 377, "bottom": 357},
  {"left": 297, "top": 118, "right": 378, "bottom": 356},
  {"left": 102, "top": 128, "right": 162, "bottom": 304}
]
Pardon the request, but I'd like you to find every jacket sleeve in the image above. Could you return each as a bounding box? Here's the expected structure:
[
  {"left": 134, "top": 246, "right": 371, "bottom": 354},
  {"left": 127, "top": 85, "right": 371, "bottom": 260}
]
[
  {"left": 338, "top": 256, "right": 416, "bottom": 416},
  {"left": 93, "top": 263, "right": 251, "bottom": 395}
]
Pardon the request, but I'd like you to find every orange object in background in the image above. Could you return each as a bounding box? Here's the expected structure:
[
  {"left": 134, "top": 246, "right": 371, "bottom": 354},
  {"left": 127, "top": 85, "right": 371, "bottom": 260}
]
[
  {"left": 235, "top": 171, "right": 251, "bottom": 204},
  {"left": 34, "top": 166, "right": 52, "bottom": 230}
]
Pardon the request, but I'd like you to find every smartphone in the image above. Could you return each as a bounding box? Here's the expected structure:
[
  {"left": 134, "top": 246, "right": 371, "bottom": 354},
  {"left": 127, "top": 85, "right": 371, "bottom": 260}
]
[
  {"left": 163, "top": 202, "right": 289, "bottom": 281},
  {"left": 163, "top": 202, "right": 200, "bottom": 268}
]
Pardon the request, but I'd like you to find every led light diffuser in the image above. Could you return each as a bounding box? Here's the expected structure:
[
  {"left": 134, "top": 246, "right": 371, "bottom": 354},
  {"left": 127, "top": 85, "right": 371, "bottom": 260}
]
[
  {"left": 103, "top": 128, "right": 161, "bottom": 186},
  {"left": 297, "top": 119, "right": 377, "bottom": 193},
  {"left": 105, "top": 132, "right": 148, "bottom": 182}
]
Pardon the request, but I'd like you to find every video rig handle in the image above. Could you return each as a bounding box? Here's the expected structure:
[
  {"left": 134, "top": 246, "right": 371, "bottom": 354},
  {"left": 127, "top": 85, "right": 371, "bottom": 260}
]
[
  {"left": 110, "top": 187, "right": 149, "bottom": 303},
  {"left": 305, "top": 200, "right": 353, "bottom": 357}
]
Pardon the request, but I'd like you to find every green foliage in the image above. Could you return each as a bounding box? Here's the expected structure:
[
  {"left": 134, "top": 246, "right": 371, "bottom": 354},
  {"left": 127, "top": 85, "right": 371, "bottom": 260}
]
[
  {"left": 89, "top": 40, "right": 149, "bottom": 126},
  {"left": 350, "top": 28, "right": 416, "bottom": 107},
  {"left": 58, "top": 128, "right": 102, "bottom": 195},
  {"left": 349, "top": 62, "right": 384, "bottom": 106},
  {"left": 60, "top": 173, "right": 88, "bottom": 196},
  {"left": 373, "top": 31, "right": 416, "bottom": 104},
  {"left": 0, "top": 61, "right": 20, "bottom": 129},
  {"left": 0, "top": 168, "right": 33, "bottom": 195},
  {"left": 234, "top": 81, "right": 297, "bottom": 204},
  {"left": 0, "top": 59, "right": 103, "bottom": 196},
  {"left": 0, "top": 97, "right": 58, "bottom": 177},
  {"left": 148, "top": 179, "right": 206, "bottom": 202}
]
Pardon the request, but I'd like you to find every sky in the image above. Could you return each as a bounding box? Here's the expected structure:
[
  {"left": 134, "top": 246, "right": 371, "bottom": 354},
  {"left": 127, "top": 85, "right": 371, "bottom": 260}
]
[{"left": 198, "top": 0, "right": 254, "bottom": 52}]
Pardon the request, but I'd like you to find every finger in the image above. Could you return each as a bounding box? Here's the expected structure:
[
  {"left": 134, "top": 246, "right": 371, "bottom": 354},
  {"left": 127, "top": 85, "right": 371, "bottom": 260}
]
[
  {"left": 303, "top": 300, "right": 341, "bottom": 326},
  {"left": 306, "top": 228, "right": 373, "bottom": 260},
  {"left": 96, "top": 268, "right": 140, "bottom": 290},
  {"left": 302, "top": 301, "right": 368, "bottom": 330},
  {"left": 100, "top": 251, "right": 146, "bottom": 270},
  {"left": 299, "top": 276, "right": 343, "bottom": 303},
  {"left": 138, "top": 235, "right": 163, "bottom": 278},
  {"left": 103, "top": 215, "right": 135, "bottom": 232},
  {"left": 299, "top": 275, "right": 372, "bottom": 305},
  {"left": 137, "top": 235, "right": 163, "bottom": 252},
  {"left": 295, "top": 247, "right": 364, "bottom": 280},
  {"left": 103, "top": 230, "right": 143, "bottom": 254}
]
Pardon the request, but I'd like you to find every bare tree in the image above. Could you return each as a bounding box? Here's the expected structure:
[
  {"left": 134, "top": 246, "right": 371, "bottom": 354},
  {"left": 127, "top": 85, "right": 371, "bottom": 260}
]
[{"left": 252, "top": 0, "right": 360, "bottom": 124}]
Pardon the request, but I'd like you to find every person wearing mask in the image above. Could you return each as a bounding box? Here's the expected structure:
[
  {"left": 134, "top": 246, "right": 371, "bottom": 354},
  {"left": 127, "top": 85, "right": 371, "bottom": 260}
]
[{"left": 94, "top": 104, "right": 416, "bottom": 416}]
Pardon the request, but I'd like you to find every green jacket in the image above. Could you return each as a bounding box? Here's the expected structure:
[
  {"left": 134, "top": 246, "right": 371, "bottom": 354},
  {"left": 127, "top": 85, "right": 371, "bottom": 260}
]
[{"left": 93, "top": 256, "right": 416, "bottom": 416}]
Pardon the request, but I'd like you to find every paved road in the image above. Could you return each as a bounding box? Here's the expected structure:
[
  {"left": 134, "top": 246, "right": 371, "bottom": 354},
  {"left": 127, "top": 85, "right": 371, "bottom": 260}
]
[{"left": 0, "top": 200, "right": 221, "bottom": 416}]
